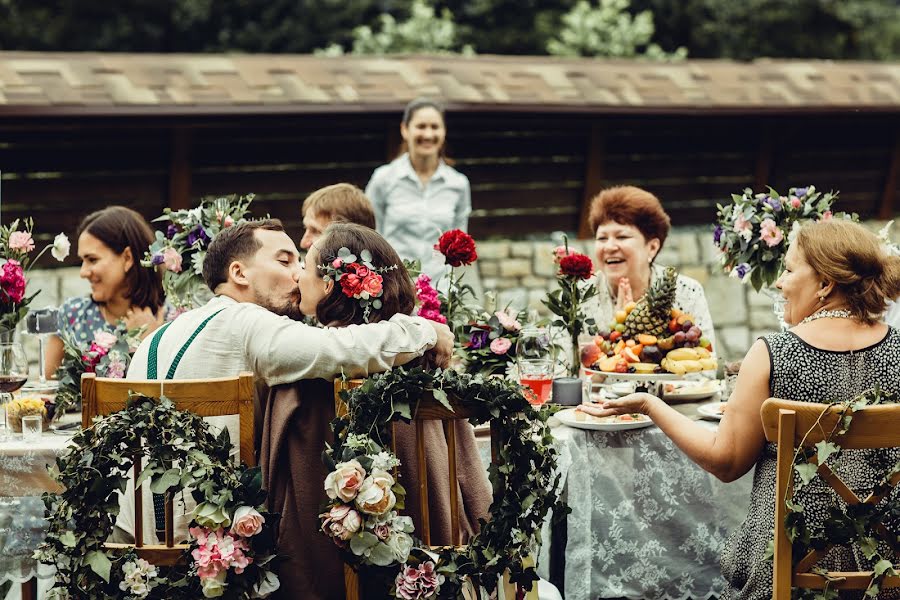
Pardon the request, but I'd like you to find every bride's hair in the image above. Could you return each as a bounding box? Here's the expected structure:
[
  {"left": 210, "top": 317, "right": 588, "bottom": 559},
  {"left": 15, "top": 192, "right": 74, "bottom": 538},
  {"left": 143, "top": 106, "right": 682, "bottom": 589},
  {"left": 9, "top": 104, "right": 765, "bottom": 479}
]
[{"left": 313, "top": 223, "right": 415, "bottom": 327}]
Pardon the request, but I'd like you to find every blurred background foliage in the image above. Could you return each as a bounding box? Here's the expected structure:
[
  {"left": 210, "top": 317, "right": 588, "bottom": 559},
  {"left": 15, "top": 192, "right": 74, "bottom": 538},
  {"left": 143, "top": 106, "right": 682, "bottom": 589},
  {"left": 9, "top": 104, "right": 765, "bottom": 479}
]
[{"left": 0, "top": 0, "right": 897, "bottom": 60}]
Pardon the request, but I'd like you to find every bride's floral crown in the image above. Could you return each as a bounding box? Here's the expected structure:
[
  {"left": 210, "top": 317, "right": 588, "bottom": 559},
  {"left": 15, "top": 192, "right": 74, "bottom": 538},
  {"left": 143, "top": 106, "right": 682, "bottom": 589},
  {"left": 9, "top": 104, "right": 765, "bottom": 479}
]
[{"left": 319, "top": 247, "right": 398, "bottom": 322}]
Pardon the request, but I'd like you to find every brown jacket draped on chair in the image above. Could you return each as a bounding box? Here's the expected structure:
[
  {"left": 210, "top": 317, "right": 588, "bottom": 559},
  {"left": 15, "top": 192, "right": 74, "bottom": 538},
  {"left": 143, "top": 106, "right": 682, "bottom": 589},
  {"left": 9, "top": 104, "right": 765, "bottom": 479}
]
[{"left": 260, "top": 380, "right": 492, "bottom": 600}]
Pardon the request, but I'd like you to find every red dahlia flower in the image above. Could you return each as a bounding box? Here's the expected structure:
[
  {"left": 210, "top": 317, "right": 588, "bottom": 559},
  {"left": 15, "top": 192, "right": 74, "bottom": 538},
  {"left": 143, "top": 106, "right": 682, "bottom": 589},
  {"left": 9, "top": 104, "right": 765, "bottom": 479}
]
[
  {"left": 435, "top": 229, "right": 477, "bottom": 267},
  {"left": 559, "top": 253, "right": 593, "bottom": 279}
]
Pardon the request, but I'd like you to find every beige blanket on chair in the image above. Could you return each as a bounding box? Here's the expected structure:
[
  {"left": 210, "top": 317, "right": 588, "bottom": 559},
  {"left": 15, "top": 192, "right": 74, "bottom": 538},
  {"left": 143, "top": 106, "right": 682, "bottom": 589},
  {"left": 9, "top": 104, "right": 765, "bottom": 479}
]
[{"left": 260, "top": 380, "right": 492, "bottom": 600}]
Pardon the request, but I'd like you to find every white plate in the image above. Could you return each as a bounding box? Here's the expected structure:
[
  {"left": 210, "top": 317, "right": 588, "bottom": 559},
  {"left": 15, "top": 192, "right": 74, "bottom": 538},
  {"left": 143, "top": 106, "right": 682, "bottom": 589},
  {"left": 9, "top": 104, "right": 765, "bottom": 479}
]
[
  {"left": 608, "top": 382, "right": 635, "bottom": 397},
  {"left": 697, "top": 401, "right": 727, "bottom": 420},
  {"left": 583, "top": 368, "right": 679, "bottom": 382},
  {"left": 662, "top": 380, "right": 721, "bottom": 402},
  {"left": 556, "top": 407, "right": 655, "bottom": 431}
]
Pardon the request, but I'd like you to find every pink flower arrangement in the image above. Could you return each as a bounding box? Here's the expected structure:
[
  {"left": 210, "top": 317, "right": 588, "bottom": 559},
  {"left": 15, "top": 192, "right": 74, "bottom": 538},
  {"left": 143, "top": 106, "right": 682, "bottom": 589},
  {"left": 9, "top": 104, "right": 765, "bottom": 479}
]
[
  {"left": 415, "top": 274, "right": 446, "bottom": 324},
  {"left": 190, "top": 526, "right": 252, "bottom": 580},
  {"left": 490, "top": 337, "right": 512, "bottom": 355},
  {"left": 394, "top": 561, "right": 445, "bottom": 599}
]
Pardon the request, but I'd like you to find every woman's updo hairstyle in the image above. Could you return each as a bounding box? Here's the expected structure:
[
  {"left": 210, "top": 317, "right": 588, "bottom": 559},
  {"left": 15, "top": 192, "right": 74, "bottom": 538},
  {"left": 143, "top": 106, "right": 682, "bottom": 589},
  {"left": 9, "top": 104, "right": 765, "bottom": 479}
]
[
  {"left": 796, "top": 219, "right": 900, "bottom": 324},
  {"left": 313, "top": 222, "right": 415, "bottom": 327}
]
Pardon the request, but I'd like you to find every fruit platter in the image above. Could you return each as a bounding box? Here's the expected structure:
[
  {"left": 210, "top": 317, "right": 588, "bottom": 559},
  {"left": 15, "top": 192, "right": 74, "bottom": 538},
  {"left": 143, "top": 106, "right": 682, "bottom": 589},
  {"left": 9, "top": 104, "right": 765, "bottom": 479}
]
[{"left": 580, "top": 267, "right": 717, "bottom": 377}]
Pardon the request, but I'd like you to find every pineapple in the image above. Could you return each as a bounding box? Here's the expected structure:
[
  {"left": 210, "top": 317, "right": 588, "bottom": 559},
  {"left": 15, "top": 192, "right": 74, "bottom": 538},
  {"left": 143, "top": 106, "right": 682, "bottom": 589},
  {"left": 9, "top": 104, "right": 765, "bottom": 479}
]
[{"left": 623, "top": 267, "right": 677, "bottom": 338}]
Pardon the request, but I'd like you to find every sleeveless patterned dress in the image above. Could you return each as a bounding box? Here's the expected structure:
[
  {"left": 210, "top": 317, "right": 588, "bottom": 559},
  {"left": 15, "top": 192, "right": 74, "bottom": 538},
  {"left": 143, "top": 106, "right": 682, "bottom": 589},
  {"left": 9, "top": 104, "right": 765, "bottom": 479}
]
[{"left": 720, "top": 327, "right": 900, "bottom": 599}]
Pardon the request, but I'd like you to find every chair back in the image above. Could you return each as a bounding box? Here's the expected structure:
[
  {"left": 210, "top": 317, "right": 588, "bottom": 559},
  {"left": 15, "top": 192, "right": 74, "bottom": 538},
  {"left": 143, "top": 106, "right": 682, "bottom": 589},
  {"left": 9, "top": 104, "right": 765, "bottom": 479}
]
[
  {"left": 335, "top": 379, "right": 534, "bottom": 600},
  {"left": 761, "top": 398, "right": 900, "bottom": 597},
  {"left": 81, "top": 371, "right": 255, "bottom": 565}
]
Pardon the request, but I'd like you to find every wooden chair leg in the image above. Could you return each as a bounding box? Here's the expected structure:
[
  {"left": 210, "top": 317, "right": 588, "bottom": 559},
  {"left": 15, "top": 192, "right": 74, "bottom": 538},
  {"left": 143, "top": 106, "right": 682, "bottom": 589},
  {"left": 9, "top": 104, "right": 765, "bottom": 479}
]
[
  {"left": 344, "top": 563, "right": 361, "bottom": 600},
  {"left": 21, "top": 578, "right": 37, "bottom": 600}
]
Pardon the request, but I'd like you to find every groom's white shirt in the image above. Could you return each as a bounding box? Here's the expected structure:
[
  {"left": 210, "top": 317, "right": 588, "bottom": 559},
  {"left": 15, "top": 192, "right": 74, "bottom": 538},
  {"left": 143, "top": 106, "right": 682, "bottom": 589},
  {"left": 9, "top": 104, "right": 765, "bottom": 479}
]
[{"left": 118, "top": 294, "right": 437, "bottom": 543}]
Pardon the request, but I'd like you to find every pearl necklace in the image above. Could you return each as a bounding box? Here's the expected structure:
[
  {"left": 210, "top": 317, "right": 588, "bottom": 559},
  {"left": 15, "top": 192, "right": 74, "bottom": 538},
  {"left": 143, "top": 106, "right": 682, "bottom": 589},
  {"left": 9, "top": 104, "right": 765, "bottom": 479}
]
[{"left": 799, "top": 309, "right": 853, "bottom": 326}]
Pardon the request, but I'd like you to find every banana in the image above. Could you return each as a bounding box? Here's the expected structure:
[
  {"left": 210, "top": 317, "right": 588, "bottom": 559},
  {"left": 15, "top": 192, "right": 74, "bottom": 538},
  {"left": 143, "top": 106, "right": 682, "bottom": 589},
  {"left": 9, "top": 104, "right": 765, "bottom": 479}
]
[
  {"left": 699, "top": 357, "right": 718, "bottom": 371},
  {"left": 665, "top": 347, "right": 700, "bottom": 361},
  {"left": 632, "top": 362, "right": 658, "bottom": 374},
  {"left": 694, "top": 347, "right": 711, "bottom": 359},
  {"left": 679, "top": 359, "right": 704, "bottom": 373},
  {"left": 661, "top": 357, "right": 687, "bottom": 375}
]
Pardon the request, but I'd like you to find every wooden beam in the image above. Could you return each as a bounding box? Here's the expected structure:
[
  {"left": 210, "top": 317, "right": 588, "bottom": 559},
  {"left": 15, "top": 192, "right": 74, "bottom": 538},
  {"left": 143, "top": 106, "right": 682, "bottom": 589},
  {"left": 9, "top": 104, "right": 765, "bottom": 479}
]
[
  {"left": 168, "top": 128, "right": 192, "bottom": 210},
  {"left": 878, "top": 129, "right": 900, "bottom": 220},
  {"left": 754, "top": 121, "right": 774, "bottom": 191},
  {"left": 578, "top": 123, "right": 605, "bottom": 239}
]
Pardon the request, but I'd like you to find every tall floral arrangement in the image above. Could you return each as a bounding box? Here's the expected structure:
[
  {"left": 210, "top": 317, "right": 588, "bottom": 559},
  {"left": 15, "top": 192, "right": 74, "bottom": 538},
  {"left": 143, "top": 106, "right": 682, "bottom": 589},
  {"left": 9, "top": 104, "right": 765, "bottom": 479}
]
[
  {"left": 462, "top": 303, "right": 527, "bottom": 377},
  {"left": 542, "top": 240, "right": 597, "bottom": 376},
  {"left": 415, "top": 229, "right": 478, "bottom": 335},
  {"left": 0, "top": 219, "right": 70, "bottom": 332},
  {"left": 713, "top": 186, "right": 845, "bottom": 291},
  {"left": 142, "top": 194, "right": 254, "bottom": 310}
]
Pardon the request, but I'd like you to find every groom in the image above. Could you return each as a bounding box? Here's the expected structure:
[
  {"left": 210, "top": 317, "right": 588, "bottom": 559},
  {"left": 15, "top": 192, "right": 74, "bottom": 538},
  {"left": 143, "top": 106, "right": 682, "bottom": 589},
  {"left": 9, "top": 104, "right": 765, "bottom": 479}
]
[{"left": 120, "top": 218, "right": 453, "bottom": 542}]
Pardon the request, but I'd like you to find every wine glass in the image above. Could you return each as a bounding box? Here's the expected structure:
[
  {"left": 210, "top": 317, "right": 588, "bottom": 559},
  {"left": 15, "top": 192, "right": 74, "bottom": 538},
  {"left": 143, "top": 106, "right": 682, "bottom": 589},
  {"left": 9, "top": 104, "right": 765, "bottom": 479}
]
[
  {"left": 26, "top": 306, "right": 60, "bottom": 386},
  {"left": 0, "top": 341, "right": 28, "bottom": 435},
  {"left": 515, "top": 327, "right": 554, "bottom": 405}
]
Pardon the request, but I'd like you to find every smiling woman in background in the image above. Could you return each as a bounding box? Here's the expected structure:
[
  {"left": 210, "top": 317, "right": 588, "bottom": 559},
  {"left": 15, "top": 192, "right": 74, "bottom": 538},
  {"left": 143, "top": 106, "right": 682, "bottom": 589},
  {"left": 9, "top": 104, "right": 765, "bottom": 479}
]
[
  {"left": 586, "top": 185, "right": 717, "bottom": 349},
  {"left": 365, "top": 97, "right": 471, "bottom": 283},
  {"left": 44, "top": 206, "right": 167, "bottom": 379}
]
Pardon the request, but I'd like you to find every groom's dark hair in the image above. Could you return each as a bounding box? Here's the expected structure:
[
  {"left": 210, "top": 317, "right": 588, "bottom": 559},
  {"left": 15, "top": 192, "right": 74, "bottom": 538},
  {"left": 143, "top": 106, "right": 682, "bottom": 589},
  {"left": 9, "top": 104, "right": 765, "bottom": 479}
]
[{"left": 203, "top": 218, "right": 285, "bottom": 291}]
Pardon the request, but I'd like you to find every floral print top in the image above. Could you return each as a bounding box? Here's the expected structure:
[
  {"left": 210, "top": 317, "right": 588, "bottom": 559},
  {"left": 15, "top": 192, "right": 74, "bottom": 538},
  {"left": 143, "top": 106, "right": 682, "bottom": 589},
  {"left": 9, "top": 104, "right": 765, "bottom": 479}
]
[{"left": 57, "top": 296, "right": 120, "bottom": 346}]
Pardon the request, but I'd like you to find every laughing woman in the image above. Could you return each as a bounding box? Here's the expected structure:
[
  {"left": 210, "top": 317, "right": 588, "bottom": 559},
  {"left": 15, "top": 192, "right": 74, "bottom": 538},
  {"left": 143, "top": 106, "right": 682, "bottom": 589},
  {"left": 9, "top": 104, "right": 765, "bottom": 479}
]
[
  {"left": 586, "top": 185, "right": 717, "bottom": 349},
  {"left": 365, "top": 97, "right": 471, "bottom": 283}
]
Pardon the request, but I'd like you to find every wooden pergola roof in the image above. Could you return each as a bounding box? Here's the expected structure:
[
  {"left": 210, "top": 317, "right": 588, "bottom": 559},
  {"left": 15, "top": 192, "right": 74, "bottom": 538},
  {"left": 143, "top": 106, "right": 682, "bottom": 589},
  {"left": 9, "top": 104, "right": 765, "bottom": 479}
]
[{"left": 0, "top": 52, "right": 898, "bottom": 117}]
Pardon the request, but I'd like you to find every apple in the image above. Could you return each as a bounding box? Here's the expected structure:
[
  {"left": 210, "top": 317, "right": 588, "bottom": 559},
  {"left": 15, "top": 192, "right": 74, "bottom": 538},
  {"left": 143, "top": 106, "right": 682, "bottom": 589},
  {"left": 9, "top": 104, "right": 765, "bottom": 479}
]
[{"left": 581, "top": 344, "right": 602, "bottom": 367}]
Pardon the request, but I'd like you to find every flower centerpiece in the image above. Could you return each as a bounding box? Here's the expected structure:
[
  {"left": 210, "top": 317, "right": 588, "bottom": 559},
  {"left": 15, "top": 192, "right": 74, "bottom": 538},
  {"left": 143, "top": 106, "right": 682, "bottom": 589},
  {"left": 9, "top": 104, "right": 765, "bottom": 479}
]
[
  {"left": 415, "top": 230, "right": 479, "bottom": 336},
  {"left": 713, "top": 185, "right": 845, "bottom": 291},
  {"left": 462, "top": 302, "right": 527, "bottom": 378},
  {"left": 37, "top": 394, "right": 280, "bottom": 599},
  {"left": 0, "top": 219, "right": 70, "bottom": 335},
  {"left": 142, "top": 194, "right": 254, "bottom": 310},
  {"left": 542, "top": 240, "right": 597, "bottom": 376},
  {"left": 53, "top": 326, "right": 142, "bottom": 416}
]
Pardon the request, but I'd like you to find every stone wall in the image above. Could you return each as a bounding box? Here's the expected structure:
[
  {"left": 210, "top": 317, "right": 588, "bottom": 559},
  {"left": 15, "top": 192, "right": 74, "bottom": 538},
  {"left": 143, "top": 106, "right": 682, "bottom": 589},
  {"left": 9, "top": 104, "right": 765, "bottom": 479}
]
[{"left": 19, "top": 219, "right": 899, "bottom": 369}]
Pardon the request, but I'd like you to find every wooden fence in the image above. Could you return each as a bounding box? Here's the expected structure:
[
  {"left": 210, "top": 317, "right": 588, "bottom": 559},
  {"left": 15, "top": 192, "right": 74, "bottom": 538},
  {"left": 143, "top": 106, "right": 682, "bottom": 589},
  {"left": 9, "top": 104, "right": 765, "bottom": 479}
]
[{"left": 1, "top": 111, "right": 898, "bottom": 264}]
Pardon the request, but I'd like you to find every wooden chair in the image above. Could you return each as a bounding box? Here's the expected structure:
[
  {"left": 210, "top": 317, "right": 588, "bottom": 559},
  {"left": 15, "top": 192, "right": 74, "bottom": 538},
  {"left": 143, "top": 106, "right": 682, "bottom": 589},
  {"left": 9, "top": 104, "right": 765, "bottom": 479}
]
[
  {"left": 335, "top": 379, "right": 538, "bottom": 600},
  {"left": 761, "top": 398, "right": 900, "bottom": 598},
  {"left": 80, "top": 371, "right": 255, "bottom": 564}
]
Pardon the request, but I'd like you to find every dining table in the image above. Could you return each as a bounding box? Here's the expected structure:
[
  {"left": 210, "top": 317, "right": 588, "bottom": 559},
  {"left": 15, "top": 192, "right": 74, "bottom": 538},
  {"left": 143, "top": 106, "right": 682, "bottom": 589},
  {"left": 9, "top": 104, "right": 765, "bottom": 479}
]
[
  {"left": 535, "top": 395, "right": 754, "bottom": 600},
  {"left": 0, "top": 412, "right": 77, "bottom": 600}
]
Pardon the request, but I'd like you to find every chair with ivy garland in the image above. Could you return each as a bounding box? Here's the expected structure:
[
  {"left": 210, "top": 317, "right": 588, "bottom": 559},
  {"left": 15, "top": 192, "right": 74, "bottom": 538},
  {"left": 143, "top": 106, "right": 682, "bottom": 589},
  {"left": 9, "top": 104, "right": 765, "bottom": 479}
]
[
  {"left": 761, "top": 398, "right": 900, "bottom": 598},
  {"left": 80, "top": 371, "right": 255, "bottom": 563},
  {"left": 335, "top": 378, "right": 540, "bottom": 600}
]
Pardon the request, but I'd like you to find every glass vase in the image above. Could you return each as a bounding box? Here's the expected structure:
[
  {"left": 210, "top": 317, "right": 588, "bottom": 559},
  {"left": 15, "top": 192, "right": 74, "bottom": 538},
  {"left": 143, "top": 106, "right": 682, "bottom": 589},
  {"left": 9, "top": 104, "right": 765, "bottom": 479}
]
[{"left": 761, "top": 286, "right": 788, "bottom": 331}]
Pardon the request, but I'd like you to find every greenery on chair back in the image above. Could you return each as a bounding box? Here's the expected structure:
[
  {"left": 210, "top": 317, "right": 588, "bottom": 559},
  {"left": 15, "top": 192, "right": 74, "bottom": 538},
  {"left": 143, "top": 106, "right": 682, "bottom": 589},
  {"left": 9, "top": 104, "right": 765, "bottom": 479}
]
[{"left": 774, "top": 388, "right": 900, "bottom": 599}]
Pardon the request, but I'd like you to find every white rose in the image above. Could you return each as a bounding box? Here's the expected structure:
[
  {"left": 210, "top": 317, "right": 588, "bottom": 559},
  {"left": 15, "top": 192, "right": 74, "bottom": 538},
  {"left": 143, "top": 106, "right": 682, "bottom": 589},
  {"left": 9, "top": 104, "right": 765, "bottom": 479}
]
[
  {"left": 324, "top": 459, "right": 366, "bottom": 502},
  {"left": 354, "top": 469, "right": 396, "bottom": 516},
  {"left": 250, "top": 570, "right": 281, "bottom": 598},
  {"left": 385, "top": 530, "right": 414, "bottom": 563}
]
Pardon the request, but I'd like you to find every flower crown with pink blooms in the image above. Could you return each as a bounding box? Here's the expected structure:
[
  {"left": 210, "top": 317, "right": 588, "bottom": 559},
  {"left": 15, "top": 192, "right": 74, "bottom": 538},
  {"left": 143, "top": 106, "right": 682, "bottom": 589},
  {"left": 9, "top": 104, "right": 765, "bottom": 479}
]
[{"left": 319, "top": 247, "right": 398, "bottom": 322}]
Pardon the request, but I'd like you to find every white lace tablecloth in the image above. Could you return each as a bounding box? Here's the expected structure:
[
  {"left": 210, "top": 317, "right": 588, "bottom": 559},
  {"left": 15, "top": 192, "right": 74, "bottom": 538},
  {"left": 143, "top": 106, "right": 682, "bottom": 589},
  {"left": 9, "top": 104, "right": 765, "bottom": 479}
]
[
  {"left": 537, "top": 404, "right": 753, "bottom": 600},
  {"left": 0, "top": 424, "right": 75, "bottom": 596}
]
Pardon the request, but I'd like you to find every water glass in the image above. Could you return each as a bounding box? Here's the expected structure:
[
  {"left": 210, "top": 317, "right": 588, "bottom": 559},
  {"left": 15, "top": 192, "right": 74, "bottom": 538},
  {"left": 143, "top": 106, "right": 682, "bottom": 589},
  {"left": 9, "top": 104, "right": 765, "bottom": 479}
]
[
  {"left": 21, "top": 414, "right": 42, "bottom": 443},
  {"left": 26, "top": 307, "right": 60, "bottom": 384}
]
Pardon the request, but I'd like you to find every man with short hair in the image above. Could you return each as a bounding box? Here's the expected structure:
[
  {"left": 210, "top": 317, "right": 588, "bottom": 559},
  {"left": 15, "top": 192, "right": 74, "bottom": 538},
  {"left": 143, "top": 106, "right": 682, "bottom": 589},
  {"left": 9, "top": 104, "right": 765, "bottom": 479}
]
[
  {"left": 120, "top": 218, "right": 452, "bottom": 542},
  {"left": 299, "top": 183, "right": 376, "bottom": 250}
]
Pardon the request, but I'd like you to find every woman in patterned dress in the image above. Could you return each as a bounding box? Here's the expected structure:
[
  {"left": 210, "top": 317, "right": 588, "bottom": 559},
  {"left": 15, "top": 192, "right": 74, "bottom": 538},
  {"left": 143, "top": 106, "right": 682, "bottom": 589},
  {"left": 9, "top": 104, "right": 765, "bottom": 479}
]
[
  {"left": 592, "top": 219, "right": 900, "bottom": 598},
  {"left": 586, "top": 185, "right": 717, "bottom": 349},
  {"left": 44, "top": 206, "right": 167, "bottom": 379}
]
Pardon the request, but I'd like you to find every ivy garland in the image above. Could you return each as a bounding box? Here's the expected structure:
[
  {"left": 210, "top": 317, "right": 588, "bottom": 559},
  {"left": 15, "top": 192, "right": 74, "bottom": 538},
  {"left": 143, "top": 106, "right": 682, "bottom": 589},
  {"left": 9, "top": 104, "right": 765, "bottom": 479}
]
[
  {"left": 36, "top": 395, "right": 280, "bottom": 600},
  {"left": 777, "top": 388, "right": 900, "bottom": 599},
  {"left": 322, "top": 366, "right": 567, "bottom": 598}
]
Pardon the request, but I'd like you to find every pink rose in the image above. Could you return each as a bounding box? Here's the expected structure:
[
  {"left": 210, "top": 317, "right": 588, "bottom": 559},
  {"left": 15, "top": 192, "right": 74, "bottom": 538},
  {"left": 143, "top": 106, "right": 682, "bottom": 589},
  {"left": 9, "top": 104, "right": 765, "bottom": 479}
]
[
  {"left": 230, "top": 506, "right": 265, "bottom": 538},
  {"left": 8, "top": 231, "right": 34, "bottom": 252},
  {"left": 361, "top": 273, "right": 383, "bottom": 297},
  {"left": 320, "top": 504, "right": 362, "bottom": 541},
  {"left": 162, "top": 247, "right": 183, "bottom": 273},
  {"left": 495, "top": 310, "right": 521, "bottom": 332},
  {"left": 324, "top": 459, "right": 366, "bottom": 501},
  {"left": 354, "top": 264, "right": 370, "bottom": 278},
  {"left": 92, "top": 330, "right": 118, "bottom": 351},
  {"left": 373, "top": 522, "right": 391, "bottom": 541},
  {"left": 790, "top": 196, "right": 801, "bottom": 209},
  {"left": 216, "top": 210, "right": 234, "bottom": 228},
  {"left": 490, "top": 337, "right": 512, "bottom": 355},
  {"left": 332, "top": 258, "right": 343, "bottom": 268},
  {"left": 354, "top": 469, "right": 396, "bottom": 516},
  {"left": 822, "top": 210, "right": 833, "bottom": 221},
  {"left": 759, "top": 218, "right": 784, "bottom": 247}
]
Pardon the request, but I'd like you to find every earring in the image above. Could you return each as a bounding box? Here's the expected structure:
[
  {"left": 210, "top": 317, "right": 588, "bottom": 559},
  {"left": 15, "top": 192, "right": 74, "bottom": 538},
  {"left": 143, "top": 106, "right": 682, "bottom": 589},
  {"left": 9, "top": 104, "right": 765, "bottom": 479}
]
[{"left": 818, "top": 294, "right": 826, "bottom": 303}]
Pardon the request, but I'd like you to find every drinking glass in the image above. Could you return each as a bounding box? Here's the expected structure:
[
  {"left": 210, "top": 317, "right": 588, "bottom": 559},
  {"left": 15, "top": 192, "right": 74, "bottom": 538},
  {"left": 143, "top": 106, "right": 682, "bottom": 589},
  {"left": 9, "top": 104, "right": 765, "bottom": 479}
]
[
  {"left": 26, "top": 307, "right": 60, "bottom": 385},
  {"left": 0, "top": 341, "right": 29, "bottom": 432},
  {"left": 516, "top": 327, "right": 554, "bottom": 405},
  {"left": 21, "top": 414, "right": 42, "bottom": 443}
]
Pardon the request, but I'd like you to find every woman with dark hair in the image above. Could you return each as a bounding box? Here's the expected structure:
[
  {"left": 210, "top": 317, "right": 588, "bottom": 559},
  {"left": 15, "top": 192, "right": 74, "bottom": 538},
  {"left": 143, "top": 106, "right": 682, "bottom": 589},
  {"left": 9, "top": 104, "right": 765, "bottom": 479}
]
[
  {"left": 586, "top": 185, "right": 717, "bottom": 348},
  {"left": 263, "top": 222, "right": 491, "bottom": 599},
  {"left": 365, "top": 97, "right": 471, "bottom": 282},
  {"left": 44, "top": 206, "right": 167, "bottom": 379}
]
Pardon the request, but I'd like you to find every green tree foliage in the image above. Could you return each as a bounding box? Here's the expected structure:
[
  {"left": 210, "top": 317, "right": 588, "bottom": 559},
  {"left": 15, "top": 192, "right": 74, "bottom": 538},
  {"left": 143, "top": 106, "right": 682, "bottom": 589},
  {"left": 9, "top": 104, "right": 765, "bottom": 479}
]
[
  {"left": 630, "top": 0, "right": 900, "bottom": 60},
  {"left": 546, "top": 0, "right": 687, "bottom": 59},
  {"left": 317, "top": 0, "right": 474, "bottom": 55}
]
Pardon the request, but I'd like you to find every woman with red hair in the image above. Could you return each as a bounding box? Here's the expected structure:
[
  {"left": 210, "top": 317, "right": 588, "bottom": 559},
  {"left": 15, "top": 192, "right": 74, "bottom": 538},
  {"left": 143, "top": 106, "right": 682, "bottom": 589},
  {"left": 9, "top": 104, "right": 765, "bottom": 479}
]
[{"left": 586, "top": 185, "right": 717, "bottom": 348}]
